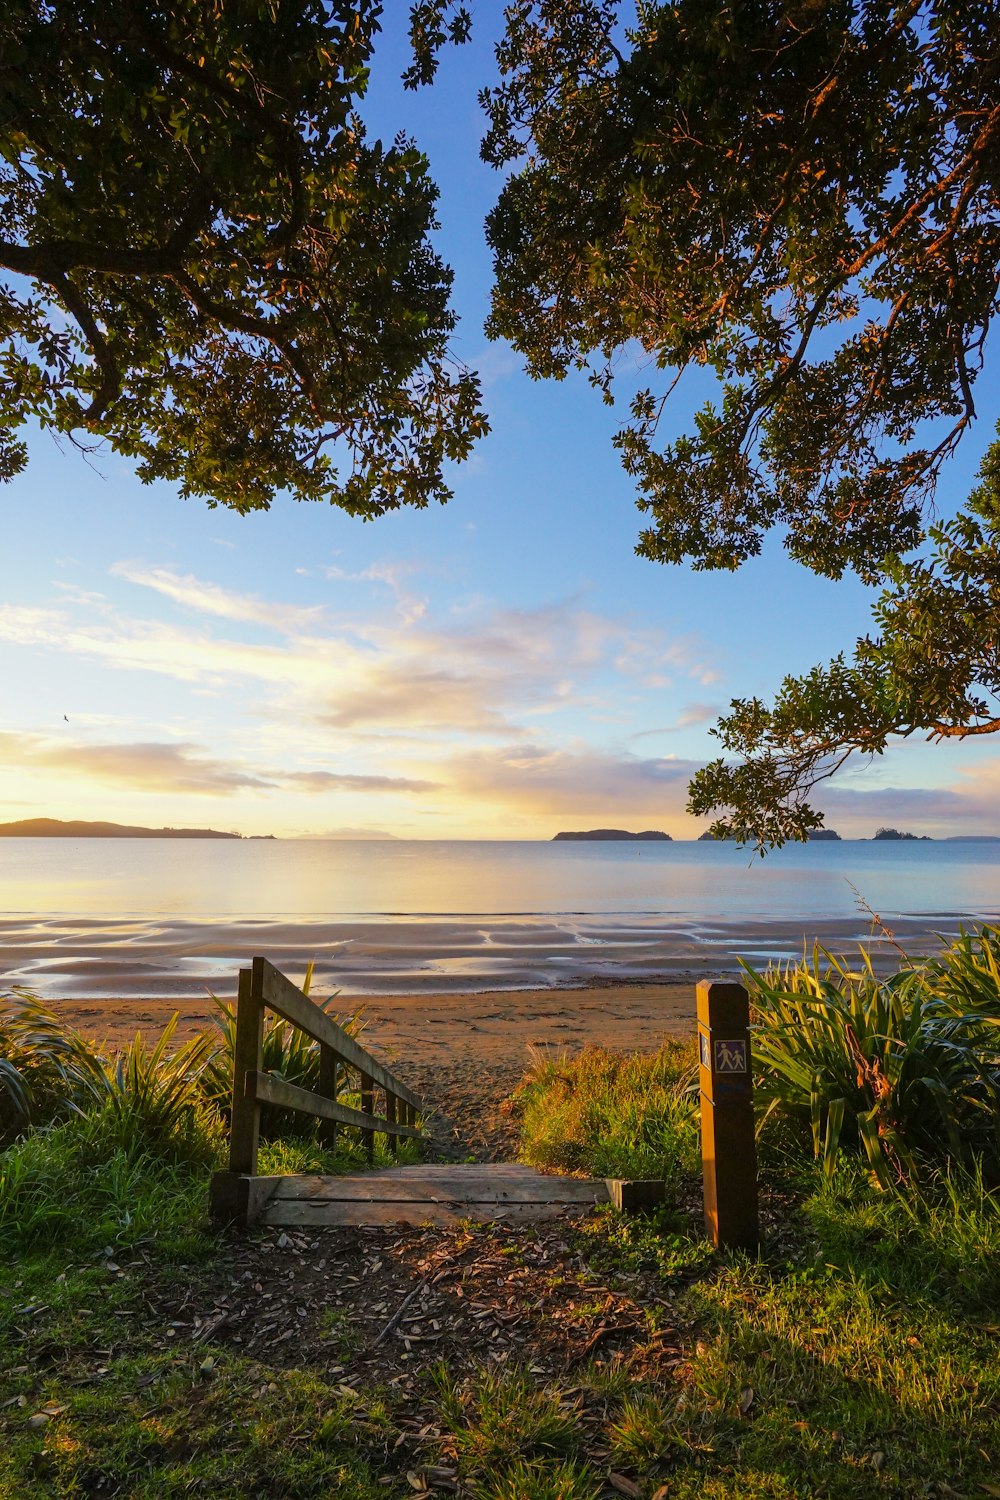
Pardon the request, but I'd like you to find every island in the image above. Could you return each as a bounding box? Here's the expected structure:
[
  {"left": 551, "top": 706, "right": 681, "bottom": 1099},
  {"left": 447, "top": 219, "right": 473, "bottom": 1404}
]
[
  {"left": 698, "top": 828, "right": 841, "bottom": 841},
  {"left": 872, "top": 827, "right": 932, "bottom": 841},
  {"left": 553, "top": 828, "right": 672, "bottom": 841},
  {"left": 0, "top": 817, "right": 244, "bottom": 839}
]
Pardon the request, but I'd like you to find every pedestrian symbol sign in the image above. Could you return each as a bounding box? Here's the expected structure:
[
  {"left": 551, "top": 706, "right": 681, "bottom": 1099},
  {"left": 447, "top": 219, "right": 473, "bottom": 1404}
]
[{"left": 713, "top": 1038, "right": 747, "bottom": 1074}]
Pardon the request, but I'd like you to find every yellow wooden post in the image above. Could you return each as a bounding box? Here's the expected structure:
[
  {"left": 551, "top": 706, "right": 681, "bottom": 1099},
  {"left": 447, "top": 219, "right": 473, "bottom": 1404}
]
[
  {"left": 229, "top": 966, "right": 264, "bottom": 1177},
  {"left": 697, "top": 979, "right": 758, "bottom": 1250}
]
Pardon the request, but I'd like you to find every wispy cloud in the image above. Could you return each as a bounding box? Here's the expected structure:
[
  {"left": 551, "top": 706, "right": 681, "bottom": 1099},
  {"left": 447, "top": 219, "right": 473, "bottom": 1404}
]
[
  {"left": 283, "top": 770, "right": 439, "bottom": 793},
  {"left": 632, "top": 702, "right": 721, "bottom": 738},
  {"left": 0, "top": 732, "right": 273, "bottom": 793},
  {"left": 0, "top": 732, "right": 437, "bottom": 798},
  {"left": 110, "top": 561, "right": 327, "bottom": 634},
  {"left": 0, "top": 569, "right": 721, "bottom": 749},
  {"left": 444, "top": 742, "right": 701, "bottom": 818}
]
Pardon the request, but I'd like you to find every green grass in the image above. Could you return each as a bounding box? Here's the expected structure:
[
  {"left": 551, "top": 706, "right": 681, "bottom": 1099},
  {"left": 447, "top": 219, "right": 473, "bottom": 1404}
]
[
  {"left": 4, "top": 931, "right": 1000, "bottom": 1498},
  {"left": 573, "top": 1162, "right": 1000, "bottom": 1497},
  {"left": 514, "top": 1039, "right": 700, "bottom": 1185},
  {"left": 3, "top": 1114, "right": 999, "bottom": 1497}
]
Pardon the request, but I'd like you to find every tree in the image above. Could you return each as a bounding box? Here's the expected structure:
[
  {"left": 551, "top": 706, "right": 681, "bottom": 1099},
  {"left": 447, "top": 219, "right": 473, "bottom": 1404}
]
[
  {"left": 0, "top": 0, "right": 486, "bottom": 515},
  {"left": 481, "top": 0, "right": 1000, "bottom": 845}
]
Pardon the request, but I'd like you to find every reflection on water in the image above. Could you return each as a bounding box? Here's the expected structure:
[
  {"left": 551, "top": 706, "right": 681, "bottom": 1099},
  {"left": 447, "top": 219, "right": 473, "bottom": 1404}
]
[
  {"left": 1, "top": 836, "right": 1000, "bottom": 917},
  {"left": 0, "top": 838, "right": 997, "bottom": 997}
]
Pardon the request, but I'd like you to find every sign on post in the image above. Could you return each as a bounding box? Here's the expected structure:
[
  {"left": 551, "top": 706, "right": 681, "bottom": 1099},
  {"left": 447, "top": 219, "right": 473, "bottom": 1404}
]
[{"left": 697, "top": 979, "right": 758, "bottom": 1250}]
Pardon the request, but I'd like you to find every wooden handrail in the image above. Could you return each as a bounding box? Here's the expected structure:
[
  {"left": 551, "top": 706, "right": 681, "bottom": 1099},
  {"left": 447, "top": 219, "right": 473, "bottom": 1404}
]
[
  {"left": 250, "top": 1071, "right": 422, "bottom": 1139},
  {"left": 255, "top": 958, "right": 421, "bottom": 1109},
  {"left": 227, "top": 956, "right": 423, "bottom": 1180}
]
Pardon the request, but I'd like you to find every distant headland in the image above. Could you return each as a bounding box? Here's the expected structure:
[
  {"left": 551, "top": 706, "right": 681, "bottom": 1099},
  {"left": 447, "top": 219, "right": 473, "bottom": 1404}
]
[
  {"left": 0, "top": 818, "right": 260, "bottom": 839},
  {"left": 553, "top": 828, "right": 672, "bottom": 842}
]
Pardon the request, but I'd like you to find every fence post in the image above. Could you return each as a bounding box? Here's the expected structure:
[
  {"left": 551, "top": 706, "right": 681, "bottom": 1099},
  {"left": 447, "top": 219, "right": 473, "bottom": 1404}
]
[
  {"left": 360, "top": 1071, "right": 375, "bottom": 1163},
  {"left": 229, "top": 965, "right": 264, "bottom": 1177},
  {"left": 697, "top": 978, "right": 758, "bottom": 1251},
  {"left": 318, "top": 1043, "right": 339, "bottom": 1151},
  {"left": 386, "top": 1091, "right": 399, "bottom": 1155}
]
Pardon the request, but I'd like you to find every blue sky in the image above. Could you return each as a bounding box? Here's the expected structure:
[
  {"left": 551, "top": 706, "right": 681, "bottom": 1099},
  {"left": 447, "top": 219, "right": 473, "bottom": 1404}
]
[{"left": 2, "top": 6, "right": 999, "bottom": 841}]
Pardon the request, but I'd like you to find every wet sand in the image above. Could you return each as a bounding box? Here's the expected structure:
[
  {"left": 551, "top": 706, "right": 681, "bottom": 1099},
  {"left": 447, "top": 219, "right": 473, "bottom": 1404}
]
[{"left": 0, "top": 909, "right": 969, "bottom": 1005}]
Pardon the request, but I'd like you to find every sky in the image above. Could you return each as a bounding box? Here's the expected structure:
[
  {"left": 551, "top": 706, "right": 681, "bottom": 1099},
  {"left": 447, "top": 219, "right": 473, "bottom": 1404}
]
[{"left": 2, "top": 9, "right": 1000, "bottom": 842}]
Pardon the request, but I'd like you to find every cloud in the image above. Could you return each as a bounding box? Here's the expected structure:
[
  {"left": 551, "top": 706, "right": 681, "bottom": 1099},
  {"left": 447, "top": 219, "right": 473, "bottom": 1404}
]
[
  {"left": 320, "top": 665, "right": 515, "bottom": 735},
  {"left": 0, "top": 732, "right": 274, "bottom": 793},
  {"left": 282, "top": 770, "right": 439, "bottom": 793},
  {"left": 468, "top": 341, "right": 520, "bottom": 388},
  {"left": 632, "top": 702, "right": 721, "bottom": 738},
  {"left": 323, "top": 560, "right": 429, "bottom": 625},
  {"left": 110, "top": 561, "right": 326, "bottom": 635},
  {"left": 0, "top": 733, "right": 436, "bottom": 798},
  {"left": 1, "top": 566, "right": 723, "bottom": 759},
  {"left": 290, "top": 827, "right": 401, "bottom": 840},
  {"left": 444, "top": 742, "right": 701, "bottom": 817},
  {"left": 821, "top": 761, "right": 1000, "bottom": 835}
]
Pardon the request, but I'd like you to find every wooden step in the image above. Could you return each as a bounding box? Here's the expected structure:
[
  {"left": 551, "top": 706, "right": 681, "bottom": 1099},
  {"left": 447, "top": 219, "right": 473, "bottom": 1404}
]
[{"left": 254, "top": 1163, "right": 610, "bottom": 1227}]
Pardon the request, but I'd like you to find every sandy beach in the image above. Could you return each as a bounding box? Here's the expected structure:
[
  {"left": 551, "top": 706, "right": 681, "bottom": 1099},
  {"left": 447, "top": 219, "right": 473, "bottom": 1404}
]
[
  {"left": 44, "top": 983, "right": 698, "bottom": 1159},
  {"left": 48, "top": 980, "right": 696, "bottom": 1063}
]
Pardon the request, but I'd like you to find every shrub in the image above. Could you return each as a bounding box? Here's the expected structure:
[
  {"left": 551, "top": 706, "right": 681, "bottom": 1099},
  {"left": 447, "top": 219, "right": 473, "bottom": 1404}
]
[
  {"left": 745, "top": 938, "right": 1000, "bottom": 1189},
  {"left": 1, "top": 995, "right": 221, "bottom": 1165}
]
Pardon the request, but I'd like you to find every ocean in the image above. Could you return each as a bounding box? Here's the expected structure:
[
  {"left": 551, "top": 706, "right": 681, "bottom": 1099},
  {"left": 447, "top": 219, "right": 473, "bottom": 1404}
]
[{"left": 1, "top": 837, "right": 998, "bottom": 998}]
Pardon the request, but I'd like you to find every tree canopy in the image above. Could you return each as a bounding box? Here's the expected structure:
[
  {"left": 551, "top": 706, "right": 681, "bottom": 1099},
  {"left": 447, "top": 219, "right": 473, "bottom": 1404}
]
[
  {"left": 482, "top": 0, "right": 1000, "bottom": 845},
  {"left": 0, "top": 0, "right": 486, "bottom": 514}
]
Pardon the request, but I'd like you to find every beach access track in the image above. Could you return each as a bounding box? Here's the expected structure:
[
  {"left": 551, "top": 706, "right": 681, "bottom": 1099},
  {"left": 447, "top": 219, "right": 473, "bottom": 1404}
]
[{"left": 210, "top": 957, "right": 609, "bottom": 1228}]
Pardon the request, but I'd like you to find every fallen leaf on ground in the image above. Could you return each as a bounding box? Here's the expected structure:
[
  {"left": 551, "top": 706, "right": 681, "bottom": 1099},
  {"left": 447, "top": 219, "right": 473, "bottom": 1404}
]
[{"left": 609, "top": 1475, "right": 643, "bottom": 1498}]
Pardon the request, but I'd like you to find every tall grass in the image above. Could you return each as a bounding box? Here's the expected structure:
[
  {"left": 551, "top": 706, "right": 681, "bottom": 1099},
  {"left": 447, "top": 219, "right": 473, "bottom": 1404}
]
[
  {"left": 515, "top": 1040, "right": 699, "bottom": 1185},
  {"left": 0, "top": 981, "right": 387, "bottom": 1254}
]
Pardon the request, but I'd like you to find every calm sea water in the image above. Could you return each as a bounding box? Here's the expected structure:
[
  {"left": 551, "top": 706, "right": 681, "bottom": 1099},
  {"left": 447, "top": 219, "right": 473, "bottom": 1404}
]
[{"left": 1, "top": 838, "right": 998, "bottom": 997}]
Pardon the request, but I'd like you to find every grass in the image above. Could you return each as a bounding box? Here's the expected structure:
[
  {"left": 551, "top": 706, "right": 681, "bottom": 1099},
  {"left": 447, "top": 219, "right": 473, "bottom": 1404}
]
[
  {"left": 3, "top": 1113, "right": 999, "bottom": 1496},
  {"left": 3, "top": 927, "right": 1000, "bottom": 1496},
  {"left": 514, "top": 1039, "right": 700, "bottom": 1186}
]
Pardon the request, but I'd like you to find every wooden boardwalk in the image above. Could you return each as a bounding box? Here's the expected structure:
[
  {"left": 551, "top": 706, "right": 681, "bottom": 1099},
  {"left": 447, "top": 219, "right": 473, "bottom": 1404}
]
[{"left": 250, "top": 1163, "right": 610, "bottom": 1227}]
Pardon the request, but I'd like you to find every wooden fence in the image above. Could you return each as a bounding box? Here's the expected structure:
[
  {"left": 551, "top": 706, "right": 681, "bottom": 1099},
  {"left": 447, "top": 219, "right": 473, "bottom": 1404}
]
[{"left": 210, "top": 956, "right": 422, "bottom": 1225}]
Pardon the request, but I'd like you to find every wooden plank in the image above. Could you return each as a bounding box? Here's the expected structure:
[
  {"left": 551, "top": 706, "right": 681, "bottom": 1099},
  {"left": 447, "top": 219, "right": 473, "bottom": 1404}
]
[
  {"left": 250, "top": 1072, "right": 421, "bottom": 1138},
  {"left": 229, "top": 967, "right": 263, "bottom": 1176},
  {"left": 268, "top": 1173, "right": 608, "bottom": 1204},
  {"left": 363, "top": 1163, "right": 550, "bottom": 1178},
  {"left": 259, "top": 1200, "right": 601, "bottom": 1227},
  {"left": 254, "top": 957, "right": 421, "bottom": 1109}
]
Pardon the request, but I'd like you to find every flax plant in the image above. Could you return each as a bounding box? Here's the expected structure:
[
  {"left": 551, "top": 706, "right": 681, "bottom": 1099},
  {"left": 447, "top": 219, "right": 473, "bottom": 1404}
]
[
  {"left": 745, "top": 939, "right": 1000, "bottom": 1189},
  {"left": 0, "top": 995, "right": 107, "bottom": 1143},
  {"left": 98, "top": 1017, "right": 221, "bottom": 1166}
]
